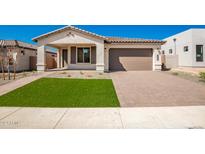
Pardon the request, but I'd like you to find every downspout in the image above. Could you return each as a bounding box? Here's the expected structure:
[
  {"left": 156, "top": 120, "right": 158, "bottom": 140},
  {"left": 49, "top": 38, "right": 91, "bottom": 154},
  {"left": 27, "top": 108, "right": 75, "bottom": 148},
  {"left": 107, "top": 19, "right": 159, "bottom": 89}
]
[{"left": 173, "top": 38, "right": 177, "bottom": 55}]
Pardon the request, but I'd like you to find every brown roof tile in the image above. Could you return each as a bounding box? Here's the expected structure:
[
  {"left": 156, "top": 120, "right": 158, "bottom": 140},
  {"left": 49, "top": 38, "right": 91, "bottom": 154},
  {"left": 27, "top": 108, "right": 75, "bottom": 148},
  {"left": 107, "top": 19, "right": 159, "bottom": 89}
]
[
  {"left": 105, "top": 37, "right": 165, "bottom": 44},
  {"left": 0, "top": 40, "right": 37, "bottom": 50}
]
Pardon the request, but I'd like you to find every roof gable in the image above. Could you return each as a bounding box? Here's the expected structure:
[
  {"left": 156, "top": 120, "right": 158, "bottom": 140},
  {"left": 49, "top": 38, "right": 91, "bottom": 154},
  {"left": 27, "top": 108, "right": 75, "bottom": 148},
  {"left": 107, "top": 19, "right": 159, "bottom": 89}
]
[{"left": 32, "top": 25, "right": 106, "bottom": 42}]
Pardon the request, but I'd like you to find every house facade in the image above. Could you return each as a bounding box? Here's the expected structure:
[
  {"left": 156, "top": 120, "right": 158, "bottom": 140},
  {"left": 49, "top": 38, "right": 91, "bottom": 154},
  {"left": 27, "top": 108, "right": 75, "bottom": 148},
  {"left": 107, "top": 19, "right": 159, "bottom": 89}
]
[
  {"left": 33, "top": 26, "right": 165, "bottom": 72},
  {"left": 161, "top": 29, "right": 205, "bottom": 68},
  {"left": 0, "top": 40, "right": 37, "bottom": 72},
  {"left": 0, "top": 40, "right": 57, "bottom": 72}
]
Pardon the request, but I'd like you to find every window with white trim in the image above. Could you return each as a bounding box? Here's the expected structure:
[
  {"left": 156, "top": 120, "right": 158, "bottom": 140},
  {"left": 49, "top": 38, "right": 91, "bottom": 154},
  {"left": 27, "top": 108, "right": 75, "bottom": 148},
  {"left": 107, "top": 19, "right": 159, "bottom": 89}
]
[{"left": 156, "top": 55, "right": 159, "bottom": 61}]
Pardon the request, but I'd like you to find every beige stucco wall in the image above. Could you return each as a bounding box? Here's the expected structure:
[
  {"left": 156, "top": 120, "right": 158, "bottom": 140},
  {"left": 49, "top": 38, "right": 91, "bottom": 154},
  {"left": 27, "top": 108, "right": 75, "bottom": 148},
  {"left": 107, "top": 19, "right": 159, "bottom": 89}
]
[
  {"left": 0, "top": 47, "right": 36, "bottom": 72},
  {"left": 37, "top": 46, "right": 46, "bottom": 71},
  {"left": 16, "top": 48, "right": 37, "bottom": 71}
]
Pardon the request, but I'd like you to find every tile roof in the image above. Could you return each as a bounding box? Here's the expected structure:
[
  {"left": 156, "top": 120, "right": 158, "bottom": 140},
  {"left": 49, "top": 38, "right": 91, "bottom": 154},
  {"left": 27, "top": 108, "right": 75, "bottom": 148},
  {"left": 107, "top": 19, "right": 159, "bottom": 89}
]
[
  {"left": 32, "top": 25, "right": 165, "bottom": 44},
  {"left": 105, "top": 37, "right": 165, "bottom": 44},
  {"left": 0, "top": 40, "right": 37, "bottom": 50}
]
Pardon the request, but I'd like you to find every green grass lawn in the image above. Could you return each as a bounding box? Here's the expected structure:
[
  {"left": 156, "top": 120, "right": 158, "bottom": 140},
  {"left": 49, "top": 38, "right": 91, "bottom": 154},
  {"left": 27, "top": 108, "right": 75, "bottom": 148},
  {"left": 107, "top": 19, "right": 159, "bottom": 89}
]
[{"left": 0, "top": 78, "right": 120, "bottom": 107}]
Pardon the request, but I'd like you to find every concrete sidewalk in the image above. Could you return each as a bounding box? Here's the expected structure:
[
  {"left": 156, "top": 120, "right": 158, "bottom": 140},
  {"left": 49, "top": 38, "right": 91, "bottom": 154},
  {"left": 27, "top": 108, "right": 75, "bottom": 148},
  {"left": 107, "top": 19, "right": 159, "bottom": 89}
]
[
  {"left": 0, "top": 106, "right": 204, "bottom": 129},
  {"left": 0, "top": 72, "right": 53, "bottom": 96}
]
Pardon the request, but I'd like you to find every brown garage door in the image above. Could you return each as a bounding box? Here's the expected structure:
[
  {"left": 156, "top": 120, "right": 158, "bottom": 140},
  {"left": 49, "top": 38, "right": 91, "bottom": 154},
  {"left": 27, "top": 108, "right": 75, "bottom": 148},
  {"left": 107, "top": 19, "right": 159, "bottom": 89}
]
[{"left": 109, "top": 48, "right": 153, "bottom": 71}]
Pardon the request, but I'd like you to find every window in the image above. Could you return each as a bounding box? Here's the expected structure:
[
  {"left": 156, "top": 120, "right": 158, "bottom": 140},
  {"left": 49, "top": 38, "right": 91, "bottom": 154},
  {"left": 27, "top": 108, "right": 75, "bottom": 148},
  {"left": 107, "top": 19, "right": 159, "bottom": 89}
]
[
  {"left": 77, "top": 47, "right": 90, "bottom": 63},
  {"left": 184, "top": 46, "right": 188, "bottom": 52},
  {"left": 21, "top": 50, "right": 25, "bottom": 55},
  {"left": 196, "top": 45, "right": 203, "bottom": 62},
  {"left": 169, "top": 49, "right": 173, "bottom": 54},
  {"left": 162, "top": 50, "right": 165, "bottom": 54},
  {"left": 156, "top": 55, "right": 159, "bottom": 61}
]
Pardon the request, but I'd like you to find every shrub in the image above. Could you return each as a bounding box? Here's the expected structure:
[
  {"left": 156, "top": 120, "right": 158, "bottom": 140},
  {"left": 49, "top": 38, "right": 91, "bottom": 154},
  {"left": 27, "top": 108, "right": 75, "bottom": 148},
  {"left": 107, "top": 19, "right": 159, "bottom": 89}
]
[
  {"left": 199, "top": 72, "right": 205, "bottom": 80},
  {"left": 172, "top": 72, "right": 179, "bottom": 76},
  {"left": 61, "top": 72, "right": 67, "bottom": 74},
  {"left": 23, "top": 71, "right": 27, "bottom": 77},
  {"left": 87, "top": 74, "right": 93, "bottom": 78}
]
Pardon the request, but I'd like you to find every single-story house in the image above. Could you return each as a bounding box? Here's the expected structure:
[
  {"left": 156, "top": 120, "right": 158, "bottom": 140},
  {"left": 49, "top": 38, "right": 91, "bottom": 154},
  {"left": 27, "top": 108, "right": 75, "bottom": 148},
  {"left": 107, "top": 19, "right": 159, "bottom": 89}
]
[
  {"left": 33, "top": 26, "right": 165, "bottom": 72},
  {"left": 0, "top": 40, "right": 57, "bottom": 72},
  {"left": 161, "top": 29, "right": 205, "bottom": 68},
  {"left": 0, "top": 40, "right": 37, "bottom": 72}
]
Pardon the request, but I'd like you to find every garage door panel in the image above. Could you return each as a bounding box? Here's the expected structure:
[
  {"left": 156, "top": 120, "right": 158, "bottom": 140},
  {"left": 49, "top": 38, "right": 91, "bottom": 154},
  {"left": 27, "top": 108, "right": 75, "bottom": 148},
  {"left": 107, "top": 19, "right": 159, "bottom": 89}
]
[{"left": 109, "top": 48, "right": 152, "bottom": 71}]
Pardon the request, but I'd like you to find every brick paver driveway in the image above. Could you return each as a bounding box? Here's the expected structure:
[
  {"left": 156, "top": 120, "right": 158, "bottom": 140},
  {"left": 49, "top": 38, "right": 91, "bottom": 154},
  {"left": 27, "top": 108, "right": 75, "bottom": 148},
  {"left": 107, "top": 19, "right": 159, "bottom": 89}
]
[{"left": 111, "top": 71, "right": 205, "bottom": 107}]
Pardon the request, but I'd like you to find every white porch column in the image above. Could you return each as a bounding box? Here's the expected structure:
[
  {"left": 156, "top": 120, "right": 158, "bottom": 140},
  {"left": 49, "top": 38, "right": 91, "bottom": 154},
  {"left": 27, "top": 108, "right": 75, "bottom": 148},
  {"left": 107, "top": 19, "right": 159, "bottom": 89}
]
[
  {"left": 153, "top": 49, "right": 162, "bottom": 71},
  {"left": 59, "top": 49, "right": 62, "bottom": 68},
  {"left": 37, "top": 45, "right": 46, "bottom": 71},
  {"left": 96, "top": 43, "right": 105, "bottom": 72},
  {"left": 104, "top": 47, "right": 109, "bottom": 72},
  {"left": 57, "top": 48, "right": 60, "bottom": 68},
  {"left": 67, "top": 46, "right": 71, "bottom": 65}
]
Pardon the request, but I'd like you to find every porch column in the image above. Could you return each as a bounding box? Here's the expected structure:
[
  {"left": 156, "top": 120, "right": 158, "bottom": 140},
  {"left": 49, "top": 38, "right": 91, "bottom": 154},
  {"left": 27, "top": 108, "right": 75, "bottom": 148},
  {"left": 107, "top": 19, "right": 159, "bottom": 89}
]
[
  {"left": 59, "top": 49, "right": 62, "bottom": 68},
  {"left": 67, "top": 46, "right": 71, "bottom": 65},
  {"left": 96, "top": 43, "right": 105, "bottom": 72},
  {"left": 153, "top": 49, "right": 162, "bottom": 71},
  {"left": 37, "top": 45, "right": 46, "bottom": 71},
  {"left": 57, "top": 48, "right": 60, "bottom": 68},
  {"left": 104, "top": 47, "right": 109, "bottom": 72}
]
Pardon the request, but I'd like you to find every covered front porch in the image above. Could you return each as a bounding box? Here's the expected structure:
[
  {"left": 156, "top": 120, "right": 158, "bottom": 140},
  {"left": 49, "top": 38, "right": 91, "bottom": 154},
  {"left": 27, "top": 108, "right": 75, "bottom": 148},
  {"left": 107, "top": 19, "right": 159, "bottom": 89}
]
[
  {"left": 34, "top": 26, "right": 106, "bottom": 72},
  {"left": 51, "top": 44, "right": 98, "bottom": 71}
]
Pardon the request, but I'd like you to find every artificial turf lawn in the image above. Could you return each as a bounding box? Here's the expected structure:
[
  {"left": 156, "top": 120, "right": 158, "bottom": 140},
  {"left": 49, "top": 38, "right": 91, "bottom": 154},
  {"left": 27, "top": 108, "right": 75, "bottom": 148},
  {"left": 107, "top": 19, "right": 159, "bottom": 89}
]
[{"left": 0, "top": 78, "right": 120, "bottom": 107}]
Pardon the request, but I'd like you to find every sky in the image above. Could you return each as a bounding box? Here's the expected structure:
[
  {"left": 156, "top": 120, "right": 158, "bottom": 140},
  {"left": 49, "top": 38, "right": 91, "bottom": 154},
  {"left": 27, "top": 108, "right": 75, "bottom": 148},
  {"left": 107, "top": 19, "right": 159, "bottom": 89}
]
[{"left": 1, "top": 25, "right": 205, "bottom": 45}]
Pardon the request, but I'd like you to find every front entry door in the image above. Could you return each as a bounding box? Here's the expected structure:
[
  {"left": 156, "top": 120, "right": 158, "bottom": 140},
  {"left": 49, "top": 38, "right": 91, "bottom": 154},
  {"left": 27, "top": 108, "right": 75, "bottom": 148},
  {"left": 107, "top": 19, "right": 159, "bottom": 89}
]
[{"left": 62, "top": 49, "right": 68, "bottom": 67}]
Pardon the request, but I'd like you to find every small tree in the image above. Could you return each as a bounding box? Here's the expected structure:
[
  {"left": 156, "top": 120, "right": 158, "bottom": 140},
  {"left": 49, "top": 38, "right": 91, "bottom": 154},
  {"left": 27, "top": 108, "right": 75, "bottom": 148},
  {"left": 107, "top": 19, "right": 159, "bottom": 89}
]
[
  {"left": 0, "top": 48, "right": 6, "bottom": 80},
  {"left": 0, "top": 47, "right": 17, "bottom": 80},
  {"left": 199, "top": 72, "right": 205, "bottom": 81}
]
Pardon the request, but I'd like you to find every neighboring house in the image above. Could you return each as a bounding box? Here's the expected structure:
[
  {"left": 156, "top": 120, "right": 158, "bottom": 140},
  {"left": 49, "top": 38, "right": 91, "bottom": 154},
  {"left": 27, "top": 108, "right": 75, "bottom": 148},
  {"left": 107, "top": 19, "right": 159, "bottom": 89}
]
[
  {"left": 0, "top": 40, "right": 37, "bottom": 72},
  {"left": 161, "top": 29, "right": 205, "bottom": 68},
  {"left": 0, "top": 40, "right": 57, "bottom": 72},
  {"left": 33, "top": 26, "right": 165, "bottom": 72}
]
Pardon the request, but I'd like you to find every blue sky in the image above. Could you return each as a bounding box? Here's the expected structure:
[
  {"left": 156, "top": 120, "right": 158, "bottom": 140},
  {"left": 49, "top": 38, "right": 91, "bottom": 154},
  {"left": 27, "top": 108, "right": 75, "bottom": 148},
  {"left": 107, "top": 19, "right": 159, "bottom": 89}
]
[{"left": 1, "top": 25, "right": 205, "bottom": 44}]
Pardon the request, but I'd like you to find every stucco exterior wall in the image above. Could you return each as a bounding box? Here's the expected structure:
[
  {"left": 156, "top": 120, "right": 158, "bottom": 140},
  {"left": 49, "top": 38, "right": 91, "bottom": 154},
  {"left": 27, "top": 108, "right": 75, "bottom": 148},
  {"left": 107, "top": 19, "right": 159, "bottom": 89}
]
[
  {"left": 16, "top": 48, "right": 37, "bottom": 71},
  {"left": 165, "top": 55, "right": 179, "bottom": 68},
  {"left": 0, "top": 47, "right": 37, "bottom": 72},
  {"left": 37, "top": 46, "right": 46, "bottom": 71},
  {"left": 191, "top": 29, "right": 205, "bottom": 67},
  {"left": 161, "top": 29, "right": 193, "bottom": 67},
  {"left": 161, "top": 29, "right": 205, "bottom": 67}
]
